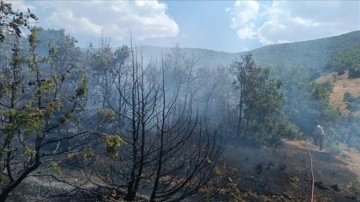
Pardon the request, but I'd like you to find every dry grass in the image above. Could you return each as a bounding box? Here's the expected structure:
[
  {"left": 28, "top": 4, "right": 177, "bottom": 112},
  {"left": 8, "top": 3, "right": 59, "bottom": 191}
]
[
  {"left": 221, "top": 139, "right": 360, "bottom": 201},
  {"left": 287, "top": 139, "right": 360, "bottom": 179},
  {"left": 316, "top": 71, "right": 360, "bottom": 115}
]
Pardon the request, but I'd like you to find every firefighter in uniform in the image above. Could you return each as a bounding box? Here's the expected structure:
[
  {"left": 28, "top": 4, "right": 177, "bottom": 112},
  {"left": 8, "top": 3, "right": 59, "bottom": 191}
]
[{"left": 313, "top": 121, "right": 325, "bottom": 151}]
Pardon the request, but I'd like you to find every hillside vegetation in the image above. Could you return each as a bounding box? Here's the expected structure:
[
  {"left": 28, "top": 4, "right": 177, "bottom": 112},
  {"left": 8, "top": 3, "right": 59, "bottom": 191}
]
[
  {"left": 317, "top": 71, "right": 360, "bottom": 116},
  {"left": 326, "top": 45, "right": 360, "bottom": 78},
  {"left": 316, "top": 42, "right": 360, "bottom": 116},
  {"left": 251, "top": 31, "right": 360, "bottom": 71},
  {"left": 1, "top": 2, "right": 360, "bottom": 201},
  {"left": 137, "top": 30, "right": 360, "bottom": 72}
]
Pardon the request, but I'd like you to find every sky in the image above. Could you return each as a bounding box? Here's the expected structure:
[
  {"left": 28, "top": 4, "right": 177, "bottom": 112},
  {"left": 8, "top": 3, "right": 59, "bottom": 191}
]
[{"left": 11, "top": 0, "right": 360, "bottom": 53}]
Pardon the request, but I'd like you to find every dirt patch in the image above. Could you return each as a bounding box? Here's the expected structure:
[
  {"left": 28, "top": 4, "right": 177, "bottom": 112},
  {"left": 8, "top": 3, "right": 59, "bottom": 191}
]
[
  {"left": 217, "top": 139, "right": 360, "bottom": 201},
  {"left": 317, "top": 71, "right": 360, "bottom": 115}
]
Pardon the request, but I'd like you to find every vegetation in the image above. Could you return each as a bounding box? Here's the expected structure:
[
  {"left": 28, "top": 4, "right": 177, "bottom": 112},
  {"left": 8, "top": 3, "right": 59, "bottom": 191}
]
[
  {"left": 326, "top": 45, "right": 360, "bottom": 78},
  {"left": 84, "top": 43, "right": 223, "bottom": 201},
  {"left": 245, "top": 30, "right": 360, "bottom": 75},
  {"left": 0, "top": 5, "right": 90, "bottom": 201},
  {"left": 0, "top": 0, "right": 38, "bottom": 42},
  {"left": 228, "top": 54, "right": 292, "bottom": 146},
  {"left": 273, "top": 64, "right": 342, "bottom": 138},
  {"left": 344, "top": 92, "right": 360, "bottom": 112},
  {"left": 0, "top": 1, "right": 360, "bottom": 201}
]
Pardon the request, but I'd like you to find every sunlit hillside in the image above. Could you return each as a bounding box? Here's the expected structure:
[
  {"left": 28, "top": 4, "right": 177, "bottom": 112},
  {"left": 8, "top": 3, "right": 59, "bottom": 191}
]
[{"left": 317, "top": 71, "right": 360, "bottom": 116}]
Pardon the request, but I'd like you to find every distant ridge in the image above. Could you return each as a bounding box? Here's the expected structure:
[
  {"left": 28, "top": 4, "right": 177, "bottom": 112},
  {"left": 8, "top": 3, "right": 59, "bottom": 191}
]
[
  {"left": 134, "top": 45, "right": 240, "bottom": 69},
  {"left": 135, "top": 30, "right": 360, "bottom": 71},
  {"left": 250, "top": 30, "right": 360, "bottom": 69}
]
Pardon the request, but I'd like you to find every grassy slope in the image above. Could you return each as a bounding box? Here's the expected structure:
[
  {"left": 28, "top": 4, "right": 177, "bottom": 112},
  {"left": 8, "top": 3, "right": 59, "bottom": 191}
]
[{"left": 316, "top": 71, "right": 360, "bottom": 116}]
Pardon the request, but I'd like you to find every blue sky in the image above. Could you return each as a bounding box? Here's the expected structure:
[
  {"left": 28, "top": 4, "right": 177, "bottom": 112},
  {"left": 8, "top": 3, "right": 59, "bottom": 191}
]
[{"left": 13, "top": 0, "right": 360, "bottom": 53}]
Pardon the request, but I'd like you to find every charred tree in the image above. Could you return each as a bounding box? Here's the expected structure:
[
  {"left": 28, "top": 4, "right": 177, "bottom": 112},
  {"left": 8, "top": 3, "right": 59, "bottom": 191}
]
[{"left": 88, "top": 46, "right": 223, "bottom": 201}]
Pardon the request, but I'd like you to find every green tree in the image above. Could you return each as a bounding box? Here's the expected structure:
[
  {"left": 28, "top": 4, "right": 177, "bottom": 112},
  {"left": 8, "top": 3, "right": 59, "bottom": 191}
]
[
  {"left": 0, "top": 4, "right": 91, "bottom": 200},
  {"left": 230, "top": 54, "right": 288, "bottom": 145},
  {"left": 86, "top": 38, "right": 116, "bottom": 108}
]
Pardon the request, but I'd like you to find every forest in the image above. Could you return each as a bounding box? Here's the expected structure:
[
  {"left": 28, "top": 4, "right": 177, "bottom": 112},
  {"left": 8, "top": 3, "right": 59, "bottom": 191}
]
[{"left": 0, "top": 2, "right": 360, "bottom": 201}]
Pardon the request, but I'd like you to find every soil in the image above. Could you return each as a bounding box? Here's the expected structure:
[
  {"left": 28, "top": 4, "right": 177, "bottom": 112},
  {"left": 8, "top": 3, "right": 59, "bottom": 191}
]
[
  {"left": 7, "top": 139, "right": 360, "bottom": 201},
  {"left": 215, "top": 139, "right": 360, "bottom": 202}
]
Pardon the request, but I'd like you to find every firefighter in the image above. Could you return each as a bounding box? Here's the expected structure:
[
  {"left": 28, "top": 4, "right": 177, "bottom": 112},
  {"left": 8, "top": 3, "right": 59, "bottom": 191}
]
[{"left": 313, "top": 121, "right": 325, "bottom": 151}]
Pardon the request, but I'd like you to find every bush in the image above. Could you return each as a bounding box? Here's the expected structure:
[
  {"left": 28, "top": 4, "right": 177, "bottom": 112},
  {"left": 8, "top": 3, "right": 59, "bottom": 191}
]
[
  {"left": 325, "top": 139, "right": 341, "bottom": 155},
  {"left": 344, "top": 92, "right": 360, "bottom": 112}
]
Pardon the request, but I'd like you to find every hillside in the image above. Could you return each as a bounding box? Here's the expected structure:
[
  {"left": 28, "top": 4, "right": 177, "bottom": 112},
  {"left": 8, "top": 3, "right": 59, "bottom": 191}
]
[
  {"left": 250, "top": 30, "right": 360, "bottom": 70},
  {"left": 317, "top": 71, "right": 360, "bottom": 116},
  {"left": 135, "top": 30, "right": 360, "bottom": 71},
  {"left": 2, "top": 27, "right": 359, "bottom": 201},
  {"left": 9, "top": 139, "right": 360, "bottom": 202},
  {"left": 217, "top": 139, "right": 360, "bottom": 202},
  {"left": 134, "top": 45, "right": 240, "bottom": 69}
]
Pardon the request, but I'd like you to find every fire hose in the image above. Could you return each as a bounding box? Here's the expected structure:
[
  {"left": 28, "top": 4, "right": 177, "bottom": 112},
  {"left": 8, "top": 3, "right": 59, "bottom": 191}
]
[{"left": 307, "top": 149, "right": 315, "bottom": 202}]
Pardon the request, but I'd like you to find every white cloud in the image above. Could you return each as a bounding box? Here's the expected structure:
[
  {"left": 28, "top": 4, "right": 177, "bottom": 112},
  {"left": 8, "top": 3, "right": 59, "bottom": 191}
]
[
  {"left": 228, "top": 0, "right": 259, "bottom": 27},
  {"left": 293, "top": 17, "right": 320, "bottom": 27},
  {"left": 228, "top": 0, "right": 360, "bottom": 45},
  {"left": 227, "top": 0, "right": 259, "bottom": 39},
  {"left": 48, "top": 9, "right": 102, "bottom": 36},
  {"left": 20, "top": 0, "right": 179, "bottom": 41},
  {"left": 236, "top": 23, "right": 257, "bottom": 39}
]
